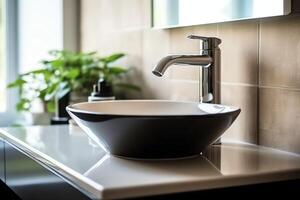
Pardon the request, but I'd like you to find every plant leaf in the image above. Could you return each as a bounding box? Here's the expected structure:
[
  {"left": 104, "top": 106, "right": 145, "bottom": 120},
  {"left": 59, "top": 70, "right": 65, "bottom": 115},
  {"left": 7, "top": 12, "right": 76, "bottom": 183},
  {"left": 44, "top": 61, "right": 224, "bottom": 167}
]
[
  {"left": 100, "top": 53, "right": 125, "bottom": 64},
  {"left": 7, "top": 78, "right": 26, "bottom": 88},
  {"left": 16, "top": 99, "right": 30, "bottom": 112},
  {"left": 109, "top": 66, "right": 128, "bottom": 75},
  {"left": 7, "top": 49, "right": 136, "bottom": 113},
  {"left": 87, "top": 51, "right": 97, "bottom": 55},
  {"left": 22, "top": 69, "right": 49, "bottom": 76},
  {"left": 44, "top": 83, "right": 60, "bottom": 101},
  {"left": 65, "top": 68, "right": 80, "bottom": 79}
]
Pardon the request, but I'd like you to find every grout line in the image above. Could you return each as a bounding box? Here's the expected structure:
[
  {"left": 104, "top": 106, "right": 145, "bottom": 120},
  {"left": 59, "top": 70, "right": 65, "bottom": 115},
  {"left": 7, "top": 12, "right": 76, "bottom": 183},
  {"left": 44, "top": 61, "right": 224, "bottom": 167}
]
[
  {"left": 221, "top": 82, "right": 258, "bottom": 87},
  {"left": 259, "top": 85, "right": 300, "bottom": 92},
  {"left": 257, "top": 20, "right": 261, "bottom": 145},
  {"left": 258, "top": 20, "right": 262, "bottom": 86}
]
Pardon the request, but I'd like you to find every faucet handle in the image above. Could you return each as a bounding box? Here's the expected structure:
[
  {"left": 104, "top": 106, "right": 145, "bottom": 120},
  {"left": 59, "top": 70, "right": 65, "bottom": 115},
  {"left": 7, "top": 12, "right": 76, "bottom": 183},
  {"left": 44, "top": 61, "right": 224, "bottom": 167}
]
[{"left": 187, "top": 35, "right": 221, "bottom": 49}]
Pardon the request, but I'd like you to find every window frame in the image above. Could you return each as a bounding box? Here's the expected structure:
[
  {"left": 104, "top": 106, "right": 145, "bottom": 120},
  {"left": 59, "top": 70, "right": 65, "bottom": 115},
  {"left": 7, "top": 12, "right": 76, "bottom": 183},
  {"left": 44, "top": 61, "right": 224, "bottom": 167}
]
[{"left": 0, "top": 0, "right": 18, "bottom": 126}]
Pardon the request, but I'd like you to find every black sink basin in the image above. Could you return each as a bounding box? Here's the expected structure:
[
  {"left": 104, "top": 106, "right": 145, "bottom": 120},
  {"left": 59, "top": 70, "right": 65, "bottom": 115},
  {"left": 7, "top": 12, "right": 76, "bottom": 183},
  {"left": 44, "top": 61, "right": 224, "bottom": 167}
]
[{"left": 67, "top": 100, "right": 240, "bottom": 159}]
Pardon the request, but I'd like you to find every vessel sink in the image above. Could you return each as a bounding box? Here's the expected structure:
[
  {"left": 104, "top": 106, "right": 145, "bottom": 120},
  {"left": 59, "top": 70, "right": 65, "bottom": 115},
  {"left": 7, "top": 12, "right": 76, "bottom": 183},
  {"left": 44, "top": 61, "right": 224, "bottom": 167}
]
[{"left": 66, "top": 100, "right": 240, "bottom": 159}]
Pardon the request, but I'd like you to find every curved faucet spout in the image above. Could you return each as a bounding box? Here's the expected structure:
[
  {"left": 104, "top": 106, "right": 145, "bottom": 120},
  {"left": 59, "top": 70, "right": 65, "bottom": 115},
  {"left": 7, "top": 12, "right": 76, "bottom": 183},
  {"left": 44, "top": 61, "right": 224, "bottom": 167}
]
[
  {"left": 152, "top": 55, "right": 212, "bottom": 77},
  {"left": 152, "top": 35, "right": 221, "bottom": 105}
]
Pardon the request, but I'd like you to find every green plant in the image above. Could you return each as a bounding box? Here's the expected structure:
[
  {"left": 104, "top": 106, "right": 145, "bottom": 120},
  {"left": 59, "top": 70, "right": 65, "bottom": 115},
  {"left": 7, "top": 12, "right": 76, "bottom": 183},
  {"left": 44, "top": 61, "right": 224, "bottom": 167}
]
[{"left": 7, "top": 50, "right": 140, "bottom": 112}]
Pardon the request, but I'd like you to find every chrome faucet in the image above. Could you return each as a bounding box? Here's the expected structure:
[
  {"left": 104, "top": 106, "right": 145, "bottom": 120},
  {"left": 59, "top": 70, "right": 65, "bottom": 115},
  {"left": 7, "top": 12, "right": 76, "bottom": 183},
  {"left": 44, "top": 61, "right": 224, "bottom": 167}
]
[{"left": 152, "top": 35, "right": 221, "bottom": 103}]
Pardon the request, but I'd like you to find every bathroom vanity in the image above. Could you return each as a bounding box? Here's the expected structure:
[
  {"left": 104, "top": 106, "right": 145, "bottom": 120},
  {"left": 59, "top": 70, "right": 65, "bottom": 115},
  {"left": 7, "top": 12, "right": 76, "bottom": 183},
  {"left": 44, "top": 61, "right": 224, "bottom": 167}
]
[{"left": 0, "top": 125, "right": 299, "bottom": 199}]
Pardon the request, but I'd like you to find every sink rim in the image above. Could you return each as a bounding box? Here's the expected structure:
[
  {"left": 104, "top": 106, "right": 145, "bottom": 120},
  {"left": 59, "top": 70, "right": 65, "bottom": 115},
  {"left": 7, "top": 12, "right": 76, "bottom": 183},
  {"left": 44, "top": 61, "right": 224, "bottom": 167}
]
[{"left": 66, "top": 100, "right": 240, "bottom": 117}]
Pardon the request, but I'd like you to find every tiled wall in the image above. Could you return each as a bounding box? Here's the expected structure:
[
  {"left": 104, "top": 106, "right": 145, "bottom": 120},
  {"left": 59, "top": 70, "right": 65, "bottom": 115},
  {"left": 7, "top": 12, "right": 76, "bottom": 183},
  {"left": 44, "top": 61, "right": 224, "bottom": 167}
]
[
  {"left": 80, "top": 0, "right": 300, "bottom": 153},
  {"left": 259, "top": 15, "right": 300, "bottom": 153}
]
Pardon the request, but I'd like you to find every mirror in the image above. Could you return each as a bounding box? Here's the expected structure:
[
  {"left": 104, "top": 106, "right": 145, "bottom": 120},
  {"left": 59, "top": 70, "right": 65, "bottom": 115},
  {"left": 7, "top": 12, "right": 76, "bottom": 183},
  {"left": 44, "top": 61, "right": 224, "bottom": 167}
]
[{"left": 152, "top": 0, "right": 291, "bottom": 28}]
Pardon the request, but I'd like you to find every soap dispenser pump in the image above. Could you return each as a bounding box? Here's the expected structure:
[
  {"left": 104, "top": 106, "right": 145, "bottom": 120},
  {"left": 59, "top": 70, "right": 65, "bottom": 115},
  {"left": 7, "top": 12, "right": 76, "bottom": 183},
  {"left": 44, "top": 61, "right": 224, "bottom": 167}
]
[{"left": 88, "top": 79, "right": 115, "bottom": 102}]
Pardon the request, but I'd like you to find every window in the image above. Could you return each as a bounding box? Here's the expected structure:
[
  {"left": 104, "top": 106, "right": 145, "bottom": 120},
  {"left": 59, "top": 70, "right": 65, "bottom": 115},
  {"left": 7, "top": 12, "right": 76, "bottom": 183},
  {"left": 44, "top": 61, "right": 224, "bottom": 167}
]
[
  {"left": 18, "top": 0, "right": 64, "bottom": 73},
  {"left": 0, "top": 0, "right": 79, "bottom": 126},
  {"left": 0, "top": 0, "right": 5, "bottom": 111}
]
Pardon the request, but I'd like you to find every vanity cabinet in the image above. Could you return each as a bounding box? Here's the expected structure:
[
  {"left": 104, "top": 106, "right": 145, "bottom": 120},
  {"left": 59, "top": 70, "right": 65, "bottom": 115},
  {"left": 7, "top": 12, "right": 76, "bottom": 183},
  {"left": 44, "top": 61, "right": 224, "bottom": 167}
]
[{"left": 3, "top": 140, "right": 91, "bottom": 200}]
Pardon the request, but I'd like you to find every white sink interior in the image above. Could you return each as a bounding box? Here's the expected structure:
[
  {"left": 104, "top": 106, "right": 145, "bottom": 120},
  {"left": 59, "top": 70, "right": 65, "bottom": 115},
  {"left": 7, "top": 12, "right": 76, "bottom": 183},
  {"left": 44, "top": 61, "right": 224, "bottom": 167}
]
[{"left": 69, "top": 100, "right": 239, "bottom": 116}]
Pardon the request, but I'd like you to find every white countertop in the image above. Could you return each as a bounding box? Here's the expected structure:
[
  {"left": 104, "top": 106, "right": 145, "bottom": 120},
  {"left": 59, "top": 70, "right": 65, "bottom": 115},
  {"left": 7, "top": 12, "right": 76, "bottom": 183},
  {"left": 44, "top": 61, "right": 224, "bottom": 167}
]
[{"left": 0, "top": 125, "right": 300, "bottom": 199}]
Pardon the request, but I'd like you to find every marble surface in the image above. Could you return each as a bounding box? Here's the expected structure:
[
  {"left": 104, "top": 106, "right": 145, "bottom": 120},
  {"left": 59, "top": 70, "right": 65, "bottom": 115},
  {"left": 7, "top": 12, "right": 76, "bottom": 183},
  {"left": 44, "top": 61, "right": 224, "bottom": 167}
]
[{"left": 0, "top": 125, "right": 300, "bottom": 199}]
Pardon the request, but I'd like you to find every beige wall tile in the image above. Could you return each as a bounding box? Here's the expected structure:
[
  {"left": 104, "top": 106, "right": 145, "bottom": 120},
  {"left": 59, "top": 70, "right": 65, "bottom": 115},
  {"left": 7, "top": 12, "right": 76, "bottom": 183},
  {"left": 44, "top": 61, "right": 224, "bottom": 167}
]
[
  {"left": 259, "top": 87, "right": 300, "bottom": 153},
  {"left": 81, "top": 0, "right": 145, "bottom": 97},
  {"left": 260, "top": 15, "right": 300, "bottom": 89},
  {"left": 117, "top": 0, "right": 147, "bottom": 29},
  {"left": 168, "top": 65, "right": 200, "bottom": 81},
  {"left": 142, "top": 29, "right": 170, "bottom": 75},
  {"left": 81, "top": 0, "right": 147, "bottom": 31},
  {"left": 81, "top": 0, "right": 149, "bottom": 51},
  {"left": 81, "top": 0, "right": 120, "bottom": 51},
  {"left": 218, "top": 20, "right": 259, "bottom": 85},
  {"left": 221, "top": 84, "right": 258, "bottom": 144},
  {"left": 169, "top": 80, "right": 199, "bottom": 102},
  {"left": 141, "top": 29, "right": 172, "bottom": 99}
]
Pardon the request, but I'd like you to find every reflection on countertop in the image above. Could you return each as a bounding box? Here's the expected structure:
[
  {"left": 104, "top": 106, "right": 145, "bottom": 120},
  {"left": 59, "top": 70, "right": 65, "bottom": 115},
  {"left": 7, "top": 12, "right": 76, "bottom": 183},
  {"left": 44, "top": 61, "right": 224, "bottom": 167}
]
[{"left": 0, "top": 125, "right": 299, "bottom": 199}]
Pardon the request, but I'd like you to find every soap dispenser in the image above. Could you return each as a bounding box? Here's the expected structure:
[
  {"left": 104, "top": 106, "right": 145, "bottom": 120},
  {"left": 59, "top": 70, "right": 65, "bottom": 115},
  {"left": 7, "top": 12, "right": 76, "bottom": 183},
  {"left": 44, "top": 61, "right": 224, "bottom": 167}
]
[{"left": 88, "top": 79, "right": 115, "bottom": 102}]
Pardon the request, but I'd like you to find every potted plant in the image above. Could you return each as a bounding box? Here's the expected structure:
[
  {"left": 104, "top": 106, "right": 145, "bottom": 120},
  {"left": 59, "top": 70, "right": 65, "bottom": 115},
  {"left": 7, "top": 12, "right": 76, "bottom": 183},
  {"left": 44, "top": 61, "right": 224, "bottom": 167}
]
[{"left": 7, "top": 50, "right": 139, "bottom": 125}]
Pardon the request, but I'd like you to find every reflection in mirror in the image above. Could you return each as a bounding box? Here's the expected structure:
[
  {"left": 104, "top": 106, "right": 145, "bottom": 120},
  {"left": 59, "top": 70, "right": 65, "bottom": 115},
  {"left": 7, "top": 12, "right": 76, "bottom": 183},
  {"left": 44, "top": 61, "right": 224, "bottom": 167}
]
[{"left": 152, "top": 0, "right": 291, "bottom": 28}]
